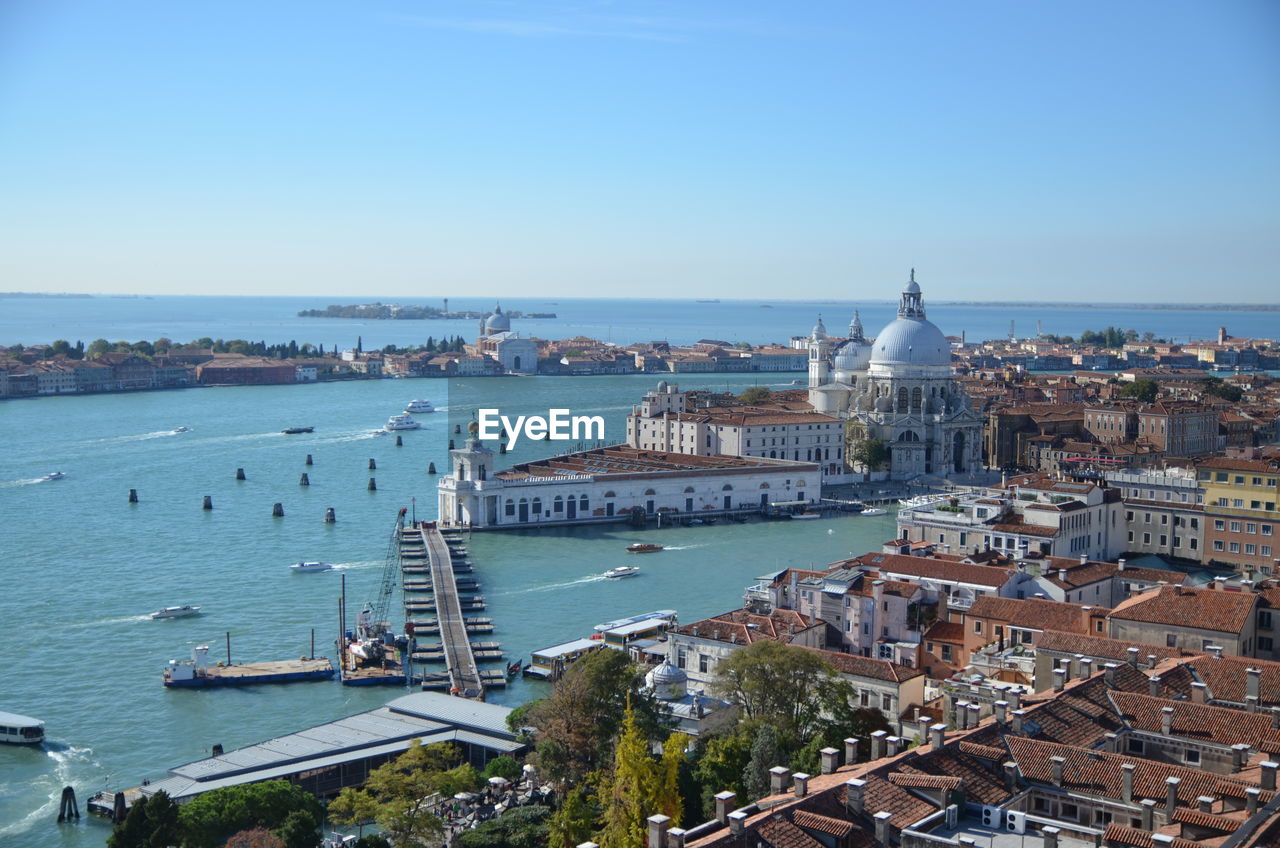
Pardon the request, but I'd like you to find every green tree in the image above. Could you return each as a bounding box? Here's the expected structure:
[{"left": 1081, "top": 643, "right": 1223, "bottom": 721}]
[
  {"left": 327, "top": 786, "right": 379, "bottom": 838},
  {"left": 481, "top": 755, "right": 522, "bottom": 782},
  {"left": 456, "top": 805, "right": 551, "bottom": 848},
  {"left": 108, "top": 794, "right": 154, "bottom": 848},
  {"left": 851, "top": 437, "right": 889, "bottom": 471},
  {"left": 712, "top": 640, "right": 838, "bottom": 738},
  {"left": 50, "top": 339, "right": 72, "bottom": 357},
  {"left": 739, "top": 386, "right": 772, "bottom": 404},
  {"left": 273, "top": 809, "right": 320, "bottom": 848},
  {"left": 87, "top": 338, "right": 111, "bottom": 357},
  {"left": 352, "top": 836, "right": 391, "bottom": 848},
  {"left": 596, "top": 702, "right": 659, "bottom": 848},
  {"left": 1118, "top": 378, "right": 1159, "bottom": 402},
  {"left": 547, "top": 785, "right": 596, "bottom": 848},
  {"left": 657, "top": 732, "right": 689, "bottom": 824},
  {"left": 179, "top": 781, "right": 322, "bottom": 848},
  {"left": 328, "top": 740, "right": 467, "bottom": 848},
  {"left": 691, "top": 728, "right": 752, "bottom": 818},
  {"left": 1199, "top": 377, "right": 1243, "bottom": 402},
  {"left": 743, "top": 725, "right": 781, "bottom": 801}
]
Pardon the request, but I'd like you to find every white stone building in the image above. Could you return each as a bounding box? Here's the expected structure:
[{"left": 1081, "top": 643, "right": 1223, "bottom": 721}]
[{"left": 808, "top": 272, "right": 984, "bottom": 479}]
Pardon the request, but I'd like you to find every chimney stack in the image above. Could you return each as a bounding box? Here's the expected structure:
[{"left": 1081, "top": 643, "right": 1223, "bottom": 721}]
[
  {"left": 1080, "top": 553, "right": 1088, "bottom": 565},
  {"left": 1261, "top": 761, "right": 1278, "bottom": 791},
  {"left": 844, "top": 737, "right": 860, "bottom": 765},
  {"left": 1140, "top": 799, "right": 1157, "bottom": 830},
  {"left": 1053, "top": 668, "right": 1066, "bottom": 692},
  {"left": 1191, "top": 682, "right": 1208, "bottom": 704},
  {"left": 728, "top": 811, "right": 747, "bottom": 837},
  {"left": 1247, "top": 787, "right": 1261, "bottom": 816},
  {"left": 886, "top": 736, "right": 901, "bottom": 758},
  {"left": 1211, "top": 645, "right": 1223, "bottom": 660},
  {"left": 1232, "top": 743, "right": 1251, "bottom": 772},
  {"left": 1003, "top": 761, "right": 1018, "bottom": 793},
  {"left": 1121, "top": 763, "right": 1136, "bottom": 803},
  {"left": 793, "top": 773, "right": 810, "bottom": 798},
  {"left": 994, "top": 700, "right": 1009, "bottom": 725},
  {"left": 931, "top": 723, "right": 946, "bottom": 752},
  {"left": 714, "top": 791, "right": 736, "bottom": 824},
  {"left": 1118, "top": 558, "right": 1127, "bottom": 571},
  {"left": 870, "top": 730, "right": 887, "bottom": 760},
  {"left": 873, "top": 811, "right": 893, "bottom": 846},
  {"left": 1009, "top": 689, "right": 1022, "bottom": 710},
  {"left": 1166, "top": 777, "right": 1181, "bottom": 816},
  {"left": 1127, "top": 646, "right": 1140, "bottom": 667},
  {"left": 1072, "top": 654, "right": 1085, "bottom": 680},
  {"left": 1198, "top": 796, "right": 1214, "bottom": 814},
  {"left": 1050, "top": 756, "right": 1066, "bottom": 786},
  {"left": 1011, "top": 709, "right": 1026, "bottom": 735},
  {"left": 647, "top": 815, "right": 670, "bottom": 848},
  {"left": 967, "top": 704, "right": 982, "bottom": 728},
  {"left": 819, "top": 748, "right": 840, "bottom": 775},
  {"left": 1161, "top": 706, "right": 1175, "bottom": 736},
  {"left": 1248, "top": 695, "right": 1260, "bottom": 713},
  {"left": 846, "top": 778, "right": 867, "bottom": 815},
  {"left": 769, "top": 766, "right": 792, "bottom": 795},
  {"left": 667, "top": 828, "right": 686, "bottom": 848},
  {"left": 1104, "top": 663, "right": 1119, "bottom": 686},
  {"left": 1248, "top": 667, "right": 1262, "bottom": 702},
  {"left": 1079, "top": 657, "right": 1093, "bottom": 678},
  {"left": 1149, "top": 675, "right": 1162, "bottom": 697},
  {"left": 1042, "top": 826, "right": 1060, "bottom": 848}
]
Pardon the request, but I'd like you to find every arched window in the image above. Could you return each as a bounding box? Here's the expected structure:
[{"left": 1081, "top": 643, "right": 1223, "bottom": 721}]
[
  {"left": 644, "top": 488, "right": 656, "bottom": 496},
  {"left": 897, "top": 386, "right": 909, "bottom": 412},
  {"left": 683, "top": 486, "right": 696, "bottom": 493},
  {"left": 897, "top": 431, "right": 920, "bottom": 442},
  {"left": 604, "top": 490, "right": 616, "bottom": 498},
  {"left": 769, "top": 450, "right": 777, "bottom": 458},
  {"left": 553, "top": 496, "right": 563, "bottom": 513},
  {"left": 759, "top": 482, "right": 770, "bottom": 489},
  {"left": 911, "top": 386, "right": 922, "bottom": 412},
  {"left": 531, "top": 497, "right": 541, "bottom": 515}
]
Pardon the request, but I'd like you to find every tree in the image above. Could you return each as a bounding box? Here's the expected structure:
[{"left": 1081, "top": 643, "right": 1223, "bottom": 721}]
[
  {"left": 596, "top": 701, "right": 660, "bottom": 848},
  {"left": 1199, "top": 377, "right": 1243, "bottom": 402},
  {"left": 481, "top": 755, "right": 522, "bottom": 782},
  {"left": 691, "top": 728, "right": 752, "bottom": 818},
  {"left": 327, "top": 786, "right": 379, "bottom": 838},
  {"left": 50, "top": 339, "right": 72, "bottom": 357},
  {"left": 88, "top": 338, "right": 111, "bottom": 358},
  {"left": 850, "top": 437, "right": 889, "bottom": 472},
  {"left": 711, "top": 640, "right": 838, "bottom": 738},
  {"left": 547, "top": 785, "right": 596, "bottom": 848},
  {"left": 739, "top": 387, "right": 772, "bottom": 404},
  {"left": 1118, "top": 378, "right": 1159, "bottom": 403},
  {"left": 273, "top": 809, "right": 321, "bottom": 848},
  {"left": 179, "top": 780, "right": 322, "bottom": 848},
  {"left": 456, "top": 805, "right": 551, "bottom": 848},
  {"left": 352, "top": 836, "right": 391, "bottom": 848},
  {"left": 743, "top": 725, "right": 780, "bottom": 801},
  {"left": 657, "top": 732, "right": 689, "bottom": 824}
]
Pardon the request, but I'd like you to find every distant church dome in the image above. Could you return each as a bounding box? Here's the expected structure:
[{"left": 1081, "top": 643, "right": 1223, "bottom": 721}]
[
  {"left": 870, "top": 271, "right": 951, "bottom": 368},
  {"left": 810, "top": 315, "right": 828, "bottom": 341},
  {"left": 646, "top": 657, "right": 688, "bottom": 700},
  {"left": 832, "top": 338, "right": 871, "bottom": 374},
  {"left": 484, "top": 303, "right": 510, "bottom": 335}
]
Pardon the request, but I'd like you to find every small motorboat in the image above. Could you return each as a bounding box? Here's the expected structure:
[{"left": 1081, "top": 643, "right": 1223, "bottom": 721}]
[
  {"left": 151, "top": 605, "right": 202, "bottom": 620},
  {"left": 404, "top": 400, "right": 435, "bottom": 414},
  {"left": 41, "top": 472, "right": 66, "bottom": 481},
  {"left": 171, "top": 426, "right": 190, "bottom": 434},
  {"left": 282, "top": 426, "right": 314, "bottom": 435},
  {"left": 860, "top": 507, "right": 887, "bottom": 516},
  {"left": 505, "top": 660, "right": 522, "bottom": 680},
  {"left": 384, "top": 414, "right": 421, "bottom": 431},
  {"left": 605, "top": 566, "right": 640, "bottom": 579},
  {"left": 290, "top": 561, "right": 333, "bottom": 573},
  {"left": 626, "top": 543, "right": 664, "bottom": 554}
]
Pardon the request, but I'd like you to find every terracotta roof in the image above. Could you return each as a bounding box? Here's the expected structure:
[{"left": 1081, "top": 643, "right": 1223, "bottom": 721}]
[
  {"left": 1197, "top": 457, "right": 1280, "bottom": 473},
  {"left": 851, "top": 553, "right": 1013, "bottom": 588},
  {"left": 674, "top": 608, "right": 817, "bottom": 646},
  {"left": 1109, "top": 585, "right": 1258, "bottom": 634},
  {"left": 1184, "top": 655, "right": 1280, "bottom": 707},
  {"left": 966, "top": 596, "right": 1108, "bottom": 635},
  {"left": 1111, "top": 692, "right": 1280, "bottom": 753},
  {"left": 886, "top": 773, "right": 961, "bottom": 790},
  {"left": 1102, "top": 824, "right": 1203, "bottom": 848},
  {"left": 798, "top": 647, "right": 924, "bottom": 684},
  {"left": 1011, "top": 666, "right": 1147, "bottom": 746},
  {"left": 924, "top": 620, "right": 964, "bottom": 643},
  {"left": 956, "top": 741, "right": 1005, "bottom": 761},
  {"left": 1168, "top": 807, "right": 1242, "bottom": 833},
  {"left": 990, "top": 521, "right": 1059, "bottom": 538},
  {"left": 756, "top": 817, "right": 825, "bottom": 848},
  {"left": 790, "top": 810, "right": 853, "bottom": 838},
  {"left": 1035, "top": 630, "right": 1194, "bottom": 664}
]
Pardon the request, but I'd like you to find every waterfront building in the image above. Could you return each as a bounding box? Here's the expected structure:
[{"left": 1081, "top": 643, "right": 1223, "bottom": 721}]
[
  {"left": 195, "top": 356, "right": 297, "bottom": 385},
  {"left": 437, "top": 438, "right": 821, "bottom": 529},
  {"left": 807, "top": 271, "right": 984, "bottom": 479},
  {"left": 475, "top": 330, "right": 538, "bottom": 375},
  {"left": 1197, "top": 454, "right": 1280, "bottom": 575}
]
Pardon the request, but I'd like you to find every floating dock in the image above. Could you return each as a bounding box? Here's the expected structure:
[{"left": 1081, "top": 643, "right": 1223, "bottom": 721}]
[
  {"left": 163, "top": 647, "right": 334, "bottom": 687},
  {"left": 410, "top": 522, "right": 488, "bottom": 698},
  {"left": 406, "top": 617, "right": 494, "bottom": 635}
]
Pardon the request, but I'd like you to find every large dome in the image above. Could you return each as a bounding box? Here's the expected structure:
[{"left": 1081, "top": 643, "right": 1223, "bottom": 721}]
[
  {"left": 870, "top": 316, "right": 951, "bottom": 367},
  {"left": 484, "top": 304, "right": 510, "bottom": 334},
  {"left": 833, "top": 338, "right": 871, "bottom": 372}
]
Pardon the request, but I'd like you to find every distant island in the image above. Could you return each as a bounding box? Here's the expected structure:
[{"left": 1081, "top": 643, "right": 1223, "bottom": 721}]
[
  {"left": 298, "top": 303, "right": 556, "bottom": 320},
  {"left": 0, "top": 292, "right": 94, "bottom": 298}
]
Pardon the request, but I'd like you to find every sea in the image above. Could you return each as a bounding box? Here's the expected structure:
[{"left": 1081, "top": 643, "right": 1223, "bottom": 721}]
[{"left": 0, "top": 295, "right": 1263, "bottom": 847}]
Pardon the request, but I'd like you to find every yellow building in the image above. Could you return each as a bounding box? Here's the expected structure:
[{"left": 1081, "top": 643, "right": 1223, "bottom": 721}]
[{"left": 1198, "top": 456, "right": 1280, "bottom": 574}]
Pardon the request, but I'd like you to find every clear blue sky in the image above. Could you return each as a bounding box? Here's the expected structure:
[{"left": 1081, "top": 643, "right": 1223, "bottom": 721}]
[{"left": 0, "top": 1, "right": 1276, "bottom": 301}]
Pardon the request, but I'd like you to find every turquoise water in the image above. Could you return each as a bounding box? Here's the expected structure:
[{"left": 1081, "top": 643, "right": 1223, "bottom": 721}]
[{"left": 0, "top": 373, "right": 900, "bottom": 847}]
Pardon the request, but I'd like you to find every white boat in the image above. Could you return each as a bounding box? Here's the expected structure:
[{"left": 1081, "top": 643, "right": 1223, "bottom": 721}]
[
  {"left": 42, "top": 472, "right": 65, "bottom": 481},
  {"left": 0, "top": 710, "right": 44, "bottom": 745},
  {"left": 605, "top": 566, "right": 640, "bottom": 579},
  {"left": 404, "top": 400, "right": 435, "bottom": 414},
  {"left": 861, "top": 507, "right": 887, "bottom": 516},
  {"left": 291, "top": 561, "right": 333, "bottom": 573},
  {"left": 384, "top": 414, "right": 421, "bottom": 431},
  {"left": 150, "top": 605, "right": 202, "bottom": 620},
  {"left": 171, "top": 426, "right": 190, "bottom": 434}
]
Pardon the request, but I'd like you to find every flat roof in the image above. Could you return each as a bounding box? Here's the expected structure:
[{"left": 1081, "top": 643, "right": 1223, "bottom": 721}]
[
  {"left": 495, "top": 445, "right": 816, "bottom": 481},
  {"left": 603, "top": 619, "right": 670, "bottom": 636},
  {"left": 0, "top": 711, "right": 42, "bottom": 726},
  {"left": 532, "top": 637, "right": 602, "bottom": 657}
]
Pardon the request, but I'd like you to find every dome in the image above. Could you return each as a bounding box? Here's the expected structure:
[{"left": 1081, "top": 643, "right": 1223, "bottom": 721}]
[
  {"left": 869, "top": 317, "right": 951, "bottom": 367},
  {"left": 833, "top": 337, "right": 871, "bottom": 373},
  {"left": 810, "top": 315, "right": 828, "bottom": 340},
  {"left": 484, "top": 303, "right": 510, "bottom": 334},
  {"left": 647, "top": 658, "right": 688, "bottom": 699}
]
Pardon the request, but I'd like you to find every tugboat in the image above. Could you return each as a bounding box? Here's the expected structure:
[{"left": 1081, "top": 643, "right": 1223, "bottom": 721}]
[{"left": 626, "top": 543, "right": 664, "bottom": 554}]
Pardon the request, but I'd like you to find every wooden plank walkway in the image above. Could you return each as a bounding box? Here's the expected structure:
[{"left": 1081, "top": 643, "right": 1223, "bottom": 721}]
[{"left": 420, "top": 524, "right": 485, "bottom": 699}]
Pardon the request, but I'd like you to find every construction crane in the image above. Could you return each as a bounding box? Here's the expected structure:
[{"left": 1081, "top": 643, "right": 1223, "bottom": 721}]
[{"left": 353, "top": 507, "right": 407, "bottom": 663}]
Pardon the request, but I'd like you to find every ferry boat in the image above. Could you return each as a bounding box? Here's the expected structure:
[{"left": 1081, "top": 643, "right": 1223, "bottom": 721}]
[
  {"left": 282, "top": 426, "right": 314, "bottom": 434},
  {"left": 384, "top": 414, "right": 421, "bottom": 431},
  {"left": 605, "top": 566, "right": 640, "bottom": 579},
  {"left": 626, "top": 543, "right": 664, "bottom": 554},
  {"left": 860, "top": 507, "right": 887, "bottom": 516},
  {"left": 404, "top": 400, "right": 435, "bottom": 414},
  {"left": 523, "top": 637, "right": 604, "bottom": 680},
  {"left": 290, "top": 561, "right": 333, "bottom": 573},
  {"left": 0, "top": 711, "right": 44, "bottom": 745},
  {"left": 151, "top": 605, "right": 202, "bottom": 620},
  {"left": 593, "top": 610, "right": 678, "bottom": 633}
]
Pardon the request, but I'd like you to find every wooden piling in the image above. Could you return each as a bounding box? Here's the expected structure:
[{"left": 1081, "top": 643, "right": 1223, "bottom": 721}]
[
  {"left": 203, "top": 495, "right": 213, "bottom": 510},
  {"left": 428, "top": 462, "right": 437, "bottom": 474},
  {"left": 396, "top": 435, "right": 403, "bottom": 446},
  {"left": 454, "top": 424, "right": 461, "bottom": 434},
  {"left": 128, "top": 488, "right": 138, "bottom": 503},
  {"left": 325, "top": 507, "right": 336, "bottom": 523},
  {"left": 272, "top": 503, "right": 284, "bottom": 517},
  {"left": 305, "top": 454, "right": 314, "bottom": 466},
  {"left": 499, "top": 443, "right": 506, "bottom": 454},
  {"left": 57, "top": 786, "right": 79, "bottom": 822},
  {"left": 368, "top": 477, "right": 377, "bottom": 491},
  {"left": 448, "top": 439, "right": 455, "bottom": 450},
  {"left": 235, "top": 467, "right": 246, "bottom": 481},
  {"left": 369, "top": 458, "right": 376, "bottom": 470},
  {"left": 300, "top": 473, "right": 310, "bottom": 486}
]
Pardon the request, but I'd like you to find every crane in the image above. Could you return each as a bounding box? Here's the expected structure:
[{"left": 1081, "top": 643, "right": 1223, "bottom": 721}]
[{"left": 353, "top": 507, "right": 406, "bottom": 661}]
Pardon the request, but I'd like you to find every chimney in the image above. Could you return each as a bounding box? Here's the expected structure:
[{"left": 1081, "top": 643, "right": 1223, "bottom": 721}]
[
  {"left": 846, "top": 778, "right": 867, "bottom": 815},
  {"left": 793, "top": 772, "right": 811, "bottom": 798},
  {"left": 1127, "top": 646, "right": 1140, "bottom": 667},
  {"left": 1009, "top": 689, "right": 1022, "bottom": 710},
  {"left": 1003, "top": 761, "right": 1018, "bottom": 793},
  {"left": 1232, "top": 743, "right": 1251, "bottom": 772},
  {"left": 1140, "top": 799, "right": 1157, "bottom": 830},
  {"left": 954, "top": 700, "right": 969, "bottom": 729},
  {"left": 968, "top": 704, "right": 982, "bottom": 727},
  {"left": 870, "top": 730, "right": 887, "bottom": 760},
  {"left": 1211, "top": 645, "right": 1224, "bottom": 660},
  {"left": 1053, "top": 668, "right": 1066, "bottom": 692},
  {"left": 728, "top": 810, "right": 747, "bottom": 837},
  {"left": 1050, "top": 756, "right": 1066, "bottom": 786},
  {"left": 1118, "top": 558, "right": 1127, "bottom": 571},
  {"left": 1248, "top": 667, "right": 1262, "bottom": 702},
  {"left": 1080, "top": 553, "right": 1088, "bottom": 565},
  {"left": 1161, "top": 706, "right": 1175, "bottom": 736},
  {"left": 1079, "top": 657, "right": 1093, "bottom": 678},
  {"left": 873, "top": 811, "right": 893, "bottom": 846},
  {"left": 1149, "top": 675, "right": 1162, "bottom": 697},
  {"left": 1042, "top": 825, "right": 1060, "bottom": 848},
  {"left": 1072, "top": 654, "right": 1085, "bottom": 680},
  {"left": 1248, "top": 695, "right": 1260, "bottom": 713},
  {"left": 1059, "top": 568, "right": 1069, "bottom": 583},
  {"left": 1166, "top": 776, "right": 1181, "bottom": 816},
  {"left": 930, "top": 724, "right": 946, "bottom": 751},
  {"left": 1148, "top": 654, "right": 1158, "bottom": 667},
  {"left": 819, "top": 748, "right": 840, "bottom": 775},
  {"left": 714, "top": 791, "right": 736, "bottom": 824},
  {"left": 1272, "top": 708, "right": 1280, "bottom": 731},
  {"left": 1011, "top": 709, "right": 1026, "bottom": 735},
  {"left": 844, "top": 737, "right": 860, "bottom": 765},
  {"left": 1121, "top": 763, "right": 1136, "bottom": 803},
  {"left": 647, "top": 815, "right": 670, "bottom": 848},
  {"left": 667, "top": 828, "right": 686, "bottom": 848},
  {"left": 1153, "top": 837, "right": 1174, "bottom": 847},
  {"left": 1262, "top": 761, "right": 1278, "bottom": 791},
  {"left": 1103, "top": 663, "right": 1118, "bottom": 686},
  {"left": 1247, "top": 787, "right": 1261, "bottom": 816},
  {"left": 1198, "top": 796, "right": 1214, "bottom": 814},
  {"left": 769, "top": 766, "right": 792, "bottom": 795},
  {"left": 1191, "top": 682, "right": 1208, "bottom": 704},
  {"left": 886, "top": 736, "right": 901, "bottom": 758},
  {"left": 994, "top": 700, "right": 1009, "bottom": 725}
]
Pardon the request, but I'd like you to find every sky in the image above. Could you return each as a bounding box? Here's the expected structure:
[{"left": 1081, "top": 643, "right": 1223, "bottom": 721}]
[{"left": 0, "top": 0, "right": 1276, "bottom": 301}]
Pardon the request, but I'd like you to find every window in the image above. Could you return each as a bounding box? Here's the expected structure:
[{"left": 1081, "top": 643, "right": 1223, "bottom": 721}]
[
  {"left": 1215, "top": 520, "right": 1225, "bottom": 531},
  {"left": 1261, "top": 637, "right": 1274, "bottom": 652},
  {"left": 974, "top": 620, "right": 984, "bottom": 634},
  {"left": 1184, "top": 749, "right": 1201, "bottom": 765},
  {"left": 1265, "top": 525, "right": 1274, "bottom": 536},
  {"left": 1127, "top": 737, "right": 1145, "bottom": 754},
  {"left": 1249, "top": 523, "right": 1259, "bottom": 534},
  {"left": 1214, "top": 541, "right": 1224, "bottom": 551},
  {"left": 1167, "top": 634, "right": 1177, "bottom": 647},
  {"left": 1264, "top": 546, "right": 1273, "bottom": 558},
  {"left": 881, "top": 693, "right": 893, "bottom": 711},
  {"left": 698, "top": 654, "right": 710, "bottom": 673},
  {"left": 941, "top": 645, "right": 953, "bottom": 661},
  {"left": 1230, "top": 542, "right": 1241, "bottom": 553},
  {"left": 1231, "top": 521, "right": 1242, "bottom": 533},
  {"left": 676, "top": 646, "right": 687, "bottom": 669},
  {"left": 1247, "top": 544, "right": 1257, "bottom": 555}
]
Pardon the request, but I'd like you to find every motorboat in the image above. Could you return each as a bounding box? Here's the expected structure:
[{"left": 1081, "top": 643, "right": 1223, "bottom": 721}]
[
  {"left": 404, "top": 400, "right": 435, "bottom": 414},
  {"left": 384, "top": 414, "right": 421, "bottom": 431},
  {"left": 282, "top": 426, "right": 314, "bottom": 435},
  {"left": 41, "top": 472, "right": 65, "bottom": 481},
  {"left": 150, "top": 605, "right": 202, "bottom": 620},
  {"left": 171, "top": 426, "right": 190, "bottom": 434},
  {"left": 861, "top": 507, "right": 887, "bottom": 516},
  {"left": 626, "top": 543, "right": 664, "bottom": 553},
  {"left": 0, "top": 711, "right": 44, "bottom": 745},
  {"left": 290, "top": 561, "right": 333, "bottom": 573},
  {"left": 605, "top": 566, "right": 640, "bottom": 579}
]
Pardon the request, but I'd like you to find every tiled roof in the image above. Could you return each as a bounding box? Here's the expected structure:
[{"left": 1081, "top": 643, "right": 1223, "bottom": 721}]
[
  {"left": 966, "top": 596, "right": 1108, "bottom": 635},
  {"left": 1006, "top": 737, "right": 1273, "bottom": 808},
  {"left": 891, "top": 751, "right": 1011, "bottom": 806},
  {"left": 1035, "top": 630, "right": 1194, "bottom": 663},
  {"left": 886, "top": 772, "right": 962, "bottom": 790},
  {"left": 1184, "top": 654, "right": 1280, "bottom": 707},
  {"left": 1111, "top": 691, "right": 1280, "bottom": 753},
  {"left": 673, "top": 608, "right": 816, "bottom": 646},
  {"left": 924, "top": 620, "right": 964, "bottom": 643},
  {"left": 790, "top": 810, "right": 853, "bottom": 838},
  {"left": 1102, "top": 824, "right": 1203, "bottom": 848},
  {"left": 1168, "top": 807, "right": 1241, "bottom": 833},
  {"left": 1109, "top": 585, "right": 1257, "bottom": 634},
  {"left": 1013, "top": 666, "right": 1149, "bottom": 747},
  {"left": 851, "top": 553, "right": 1013, "bottom": 588},
  {"left": 798, "top": 647, "right": 924, "bottom": 684},
  {"left": 990, "top": 521, "right": 1059, "bottom": 538},
  {"left": 756, "top": 817, "right": 825, "bottom": 848},
  {"left": 956, "top": 741, "right": 1005, "bottom": 761}
]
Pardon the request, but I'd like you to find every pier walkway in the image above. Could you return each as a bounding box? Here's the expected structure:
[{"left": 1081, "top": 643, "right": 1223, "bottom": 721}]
[{"left": 417, "top": 523, "right": 485, "bottom": 699}]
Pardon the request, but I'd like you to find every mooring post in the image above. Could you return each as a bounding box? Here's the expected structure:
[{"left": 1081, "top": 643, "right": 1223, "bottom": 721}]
[
  {"left": 226, "top": 631, "right": 232, "bottom": 665},
  {"left": 128, "top": 488, "right": 138, "bottom": 504},
  {"left": 369, "top": 458, "right": 376, "bottom": 470},
  {"left": 202, "top": 495, "right": 213, "bottom": 510},
  {"left": 368, "top": 477, "right": 377, "bottom": 491},
  {"left": 499, "top": 443, "right": 506, "bottom": 454},
  {"left": 305, "top": 454, "right": 313, "bottom": 466},
  {"left": 454, "top": 424, "right": 461, "bottom": 434},
  {"left": 57, "top": 786, "right": 79, "bottom": 822},
  {"left": 235, "top": 467, "right": 246, "bottom": 480},
  {"left": 428, "top": 462, "right": 437, "bottom": 474},
  {"left": 272, "top": 503, "right": 284, "bottom": 517},
  {"left": 448, "top": 439, "right": 455, "bottom": 450},
  {"left": 396, "top": 435, "right": 403, "bottom": 446},
  {"left": 300, "top": 473, "right": 310, "bottom": 486},
  {"left": 325, "top": 507, "right": 336, "bottom": 523},
  {"left": 112, "top": 792, "right": 125, "bottom": 823}
]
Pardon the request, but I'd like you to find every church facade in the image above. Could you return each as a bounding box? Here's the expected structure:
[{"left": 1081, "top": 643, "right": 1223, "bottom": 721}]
[{"left": 808, "top": 272, "right": 983, "bottom": 480}]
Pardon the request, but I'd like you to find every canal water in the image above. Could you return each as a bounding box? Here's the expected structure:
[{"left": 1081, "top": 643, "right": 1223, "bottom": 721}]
[{"left": 0, "top": 372, "right": 899, "bottom": 847}]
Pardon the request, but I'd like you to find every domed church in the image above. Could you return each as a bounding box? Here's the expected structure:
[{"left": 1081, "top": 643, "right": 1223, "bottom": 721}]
[{"left": 808, "top": 271, "right": 982, "bottom": 479}]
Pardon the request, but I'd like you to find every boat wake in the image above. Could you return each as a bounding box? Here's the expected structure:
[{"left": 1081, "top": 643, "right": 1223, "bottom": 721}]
[
  {"left": 328, "top": 430, "right": 389, "bottom": 443},
  {"left": 68, "top": 614, "right": 152, "bottom": 630},
  {"left": 330, "top": 560, "right": 382, "bottom": 571},
  {"left": 0, "top": 744, "right": 98, "bottom": 840},
  {"left": 661, "top": 544, "right": 706, "bottom": 551},
  {"left": 0, "top": 477, "right": 48, "bottom": 488},
  {"left": 492, "top": 574, "right": 608, "bottom": 596}
]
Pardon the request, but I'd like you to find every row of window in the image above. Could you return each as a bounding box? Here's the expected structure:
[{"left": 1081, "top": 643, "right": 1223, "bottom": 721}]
[
  {"left": 1214, "top": 497, "right": 1277, "bottom": 511},
  {"left": 1200, "top": 471, "right": 1279, "bottom": 486},
  {"left": 1212, "top": 519, "right": 1274, "bottom": 534},
  {"left": 1128, "top": 531, "right": 1198, "bottom": 550},
  {"left": 1211, "top": 540, "right": 1273, "bottom": 557}
]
